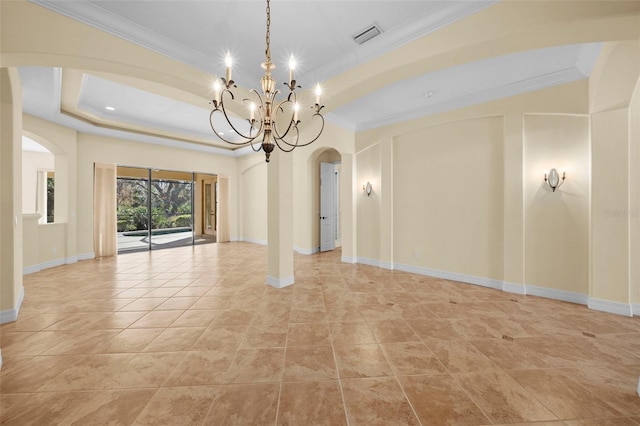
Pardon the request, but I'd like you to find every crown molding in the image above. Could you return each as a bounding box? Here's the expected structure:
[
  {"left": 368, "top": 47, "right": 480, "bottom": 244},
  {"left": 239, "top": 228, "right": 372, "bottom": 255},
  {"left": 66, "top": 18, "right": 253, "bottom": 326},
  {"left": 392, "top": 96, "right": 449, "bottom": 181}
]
[{"left": 29, "top": 0, "right": 216, "bottom": 74}]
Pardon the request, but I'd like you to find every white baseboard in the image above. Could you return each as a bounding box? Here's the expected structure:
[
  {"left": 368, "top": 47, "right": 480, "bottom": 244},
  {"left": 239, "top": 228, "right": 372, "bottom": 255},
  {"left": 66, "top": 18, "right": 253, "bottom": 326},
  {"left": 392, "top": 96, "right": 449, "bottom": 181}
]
[
  {"left": 294, "top": 246, "right": 320, "bottom": 255},
  {"left": 527, "top": 285, "right": 588, "bottom": 305},
  {"left": 394, "top": 262, "right": 503, "bottom": 291},
  {"left": 23, "top": 258, "right": 66, "bottom": 275},
  {"left": 588, "top": 297, "right": 632, "bottom": 317},
  {"left": 78, "top": 252, "right": 96, "bottom": 261},
  {"left": 23, "top": 264, "right": 41, "bottom": 275},
  {"left": 352, "top": 253, "right": 639, "bottom": 318},
  {"left": 361, "top": 258, "right": 638, "bottom": 317},
  {"left": 241, "top": 237, "right": 267, "bottom": 246},
  {"left": 503, "top": 281, "right": 526, "bottom": 294},
  {"left": 357, "top": 257, "right": 381, "bottom": 268},
  {"left": 379, "top": 261, "right": 394, "bottom": 270},
  {"left": 341, "top": 256, "right": 357, "bottom": 264},
  {"left": 23, "top": 252, "right": 96, "bottom": 275},
  {"left": 0, "top": 286, "right": 25, "bottom": 324},
  {"left": 266, "top": 275, "right": 294, "bottom": 289}
]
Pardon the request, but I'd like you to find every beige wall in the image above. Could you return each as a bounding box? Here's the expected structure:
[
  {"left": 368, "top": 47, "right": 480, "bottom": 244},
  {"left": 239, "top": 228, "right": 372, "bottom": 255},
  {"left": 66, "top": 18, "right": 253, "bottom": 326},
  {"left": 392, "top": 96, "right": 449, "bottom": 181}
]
[
  {"left": 22, "top": 214, "right": 40, "bottom": 269},
  {"left": 23, "top": 220, "right": 68, "bottom": 271},
  {"left": 590, "top": 40, "right": 640, "bottom": 312},
  {"left": 592, "top": 109, "right": 630, "bottom": 303},
  {"left": 355, "top": 81, "right": 588, "bottom": 284},
  {"left": 524, "top": 114, "right": 589, "bottom": 294},
  {"left": 21, "top": 150, "right": 54, "bottom": 214},
  {"left": 631, "top": 81, "right": 640, "bottom": 306},
  {"left": 393, "top": 116, "right": 504, "bottom": 279},
  {"left": 22, "top": 220, "right": 71, "bottom": 274},
  {"left": 38, "top": 224, "right": 66, "bottom": 264},
  {"left": 240, "top": 159, "right": 268, "bottom": 244},
  {"left": 355, "top": 142, "right": 381, "bottom": 261}
]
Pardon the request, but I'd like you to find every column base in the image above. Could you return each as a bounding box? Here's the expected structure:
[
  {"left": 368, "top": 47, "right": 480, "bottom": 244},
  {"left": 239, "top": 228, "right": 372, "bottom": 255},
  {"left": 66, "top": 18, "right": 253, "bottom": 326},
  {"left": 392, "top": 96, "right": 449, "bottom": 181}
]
[{"left": 266, "top": 275, "right": 294, "bottom": 289}]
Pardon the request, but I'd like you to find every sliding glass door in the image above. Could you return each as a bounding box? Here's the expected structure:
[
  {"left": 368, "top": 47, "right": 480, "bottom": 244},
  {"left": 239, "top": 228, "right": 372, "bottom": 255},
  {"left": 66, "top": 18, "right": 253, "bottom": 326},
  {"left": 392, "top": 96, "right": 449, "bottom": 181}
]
[
  {"left": 117, "top": 167, "right": 150, "bottom": 253},
  {"left": 117, "top": 167, "right": 196, "bottom": 253},
  {"left": 150, "top": 170, "right": 194, "bottom": 250}
]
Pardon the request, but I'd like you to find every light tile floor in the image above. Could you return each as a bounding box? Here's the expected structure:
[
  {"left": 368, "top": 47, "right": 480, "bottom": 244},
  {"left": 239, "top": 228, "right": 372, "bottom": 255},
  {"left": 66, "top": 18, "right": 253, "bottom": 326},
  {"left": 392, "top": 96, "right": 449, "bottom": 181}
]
[{"left": 1, "top": 242, "right": 640, "bottom": 425}]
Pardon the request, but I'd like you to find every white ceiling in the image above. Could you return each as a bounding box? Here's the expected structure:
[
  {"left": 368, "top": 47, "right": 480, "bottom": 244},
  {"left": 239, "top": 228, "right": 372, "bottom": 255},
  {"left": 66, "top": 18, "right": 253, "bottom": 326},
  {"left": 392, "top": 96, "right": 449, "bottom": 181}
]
[{"left": 20, "top": 0, "right": 602, "bottom": 153}]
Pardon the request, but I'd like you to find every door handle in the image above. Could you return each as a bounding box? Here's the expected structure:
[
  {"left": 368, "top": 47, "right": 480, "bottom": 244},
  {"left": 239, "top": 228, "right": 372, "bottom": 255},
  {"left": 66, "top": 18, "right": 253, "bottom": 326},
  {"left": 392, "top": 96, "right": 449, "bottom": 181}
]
[{"left": 321, "top": 216, "right": 327, "bottom": 219}]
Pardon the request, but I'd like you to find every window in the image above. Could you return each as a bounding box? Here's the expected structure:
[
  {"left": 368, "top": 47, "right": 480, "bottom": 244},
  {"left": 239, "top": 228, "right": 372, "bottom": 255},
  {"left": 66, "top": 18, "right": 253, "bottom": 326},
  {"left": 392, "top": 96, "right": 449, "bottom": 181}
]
[{"left": 36, "top": 170, "right": 54, "bottom": 223}]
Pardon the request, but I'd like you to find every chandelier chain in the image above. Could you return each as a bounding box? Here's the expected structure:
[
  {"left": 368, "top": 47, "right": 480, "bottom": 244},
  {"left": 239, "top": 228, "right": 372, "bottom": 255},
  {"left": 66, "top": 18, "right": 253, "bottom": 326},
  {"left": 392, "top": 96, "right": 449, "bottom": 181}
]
[{"left": 265, "top": 0, "right": 271, "bottom": 64}]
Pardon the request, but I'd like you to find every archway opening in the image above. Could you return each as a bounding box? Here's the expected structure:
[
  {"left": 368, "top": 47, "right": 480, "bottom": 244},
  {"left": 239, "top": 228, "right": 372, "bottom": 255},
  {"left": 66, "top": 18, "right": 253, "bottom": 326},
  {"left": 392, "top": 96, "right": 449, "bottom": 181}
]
[{"left": 309, "top": 148, "right": 342, "bottom": 253}]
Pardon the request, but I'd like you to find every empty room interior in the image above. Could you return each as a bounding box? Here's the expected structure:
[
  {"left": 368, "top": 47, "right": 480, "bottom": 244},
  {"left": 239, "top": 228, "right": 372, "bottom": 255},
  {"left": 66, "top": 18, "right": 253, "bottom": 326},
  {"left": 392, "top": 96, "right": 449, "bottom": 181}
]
[{"left": 1, "top": 0, "right": 640, "bottom": 424}]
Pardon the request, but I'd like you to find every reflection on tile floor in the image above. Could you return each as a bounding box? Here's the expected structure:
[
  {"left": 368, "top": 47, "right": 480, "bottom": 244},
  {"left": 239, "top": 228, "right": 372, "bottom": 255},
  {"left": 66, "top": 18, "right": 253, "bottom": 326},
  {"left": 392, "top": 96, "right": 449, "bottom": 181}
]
[{"left": 1, "top": 242, "right": 640, "bottom": 425}]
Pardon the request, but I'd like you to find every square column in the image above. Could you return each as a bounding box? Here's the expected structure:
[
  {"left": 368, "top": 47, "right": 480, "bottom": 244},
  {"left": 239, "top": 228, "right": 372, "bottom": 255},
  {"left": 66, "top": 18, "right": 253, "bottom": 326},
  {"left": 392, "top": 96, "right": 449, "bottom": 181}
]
[{"left": 267, "top": 150, "right": 294, "bottom": 288}]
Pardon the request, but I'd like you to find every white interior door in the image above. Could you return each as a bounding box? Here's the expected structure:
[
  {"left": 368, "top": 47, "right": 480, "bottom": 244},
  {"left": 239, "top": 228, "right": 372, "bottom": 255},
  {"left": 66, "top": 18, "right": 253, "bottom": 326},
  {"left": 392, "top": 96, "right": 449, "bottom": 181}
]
[{"left": 320, "top": 162, "right": 335, "bottom": 252}]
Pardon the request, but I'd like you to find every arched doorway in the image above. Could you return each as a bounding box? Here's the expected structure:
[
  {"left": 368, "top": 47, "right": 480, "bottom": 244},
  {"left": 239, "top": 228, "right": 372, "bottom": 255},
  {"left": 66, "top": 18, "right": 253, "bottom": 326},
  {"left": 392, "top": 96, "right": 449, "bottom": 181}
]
[{"left": 309, "top": 148, "right": 341, "bottom": 253}]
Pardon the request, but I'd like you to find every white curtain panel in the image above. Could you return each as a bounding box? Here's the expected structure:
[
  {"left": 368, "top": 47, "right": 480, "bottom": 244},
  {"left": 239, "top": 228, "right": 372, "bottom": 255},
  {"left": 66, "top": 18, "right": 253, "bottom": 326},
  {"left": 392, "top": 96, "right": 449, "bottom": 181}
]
[
  {"left": 217, "top": 176, "right": 230, "bottom": 243},
  {"left": 93, "top": 162, "right": 117, "bottom": 257}
]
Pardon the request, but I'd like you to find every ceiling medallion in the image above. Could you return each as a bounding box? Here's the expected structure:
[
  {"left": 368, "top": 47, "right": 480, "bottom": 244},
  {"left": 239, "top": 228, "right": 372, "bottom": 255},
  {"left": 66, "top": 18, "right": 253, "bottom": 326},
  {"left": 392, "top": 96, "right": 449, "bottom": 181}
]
[{"left": 209, "top": 0, "right": 325, "bottom": 163}]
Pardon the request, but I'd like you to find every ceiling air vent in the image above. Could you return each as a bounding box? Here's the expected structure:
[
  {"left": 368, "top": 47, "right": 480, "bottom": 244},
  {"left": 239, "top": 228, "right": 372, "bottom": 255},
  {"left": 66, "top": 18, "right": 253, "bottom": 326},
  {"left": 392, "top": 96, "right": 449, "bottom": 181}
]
[{"left": 353, "top": 23, "right": 382, "bottom": 45}]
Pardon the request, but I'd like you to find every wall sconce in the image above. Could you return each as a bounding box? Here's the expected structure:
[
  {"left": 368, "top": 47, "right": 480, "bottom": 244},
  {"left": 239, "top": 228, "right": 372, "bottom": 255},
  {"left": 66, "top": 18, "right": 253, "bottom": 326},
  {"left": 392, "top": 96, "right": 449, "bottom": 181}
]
[
  {"left": 363, "top": 182, "right": 372, "bottom": 196},
  {"left": 544, "top": 168, "right": 565, "bottom": 192}
]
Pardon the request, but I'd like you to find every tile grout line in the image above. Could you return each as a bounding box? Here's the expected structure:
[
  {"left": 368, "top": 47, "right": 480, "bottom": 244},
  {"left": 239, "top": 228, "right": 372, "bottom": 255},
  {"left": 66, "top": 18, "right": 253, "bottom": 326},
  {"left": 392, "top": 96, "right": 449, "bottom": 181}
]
[
  {"left": 369, "top": 288, "right": 425, "bottom": 426},
  {"left": 449, "top": 372, "right": 496, "bottom": 425},
  {"left": 273, "top": 296, "right": 293, "bottom": 426},
  {"left": 323, "top": 277, "right": 352, "bottom": 426}
]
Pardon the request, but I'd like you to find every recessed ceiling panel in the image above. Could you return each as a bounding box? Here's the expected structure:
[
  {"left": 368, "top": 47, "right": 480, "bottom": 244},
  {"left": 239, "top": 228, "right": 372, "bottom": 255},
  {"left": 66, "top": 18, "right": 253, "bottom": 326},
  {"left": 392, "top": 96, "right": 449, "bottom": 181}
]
[
  {"left": 332, "top": 43, "right": 602, "bottom": 131},
  {"left": 78, "top": 74, "right": 250, "bottom": 142}
]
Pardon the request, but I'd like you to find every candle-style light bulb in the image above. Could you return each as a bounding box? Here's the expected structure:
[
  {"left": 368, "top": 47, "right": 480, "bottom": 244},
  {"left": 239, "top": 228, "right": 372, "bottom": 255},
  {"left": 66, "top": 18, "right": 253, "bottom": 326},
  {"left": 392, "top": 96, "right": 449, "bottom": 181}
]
[
  {"left": 225, "top": 52, "right": 233, "bottom": 83},
  {"left": 288, "top": 55, "right": 296, "bottom": 86},
  {"left": 213, "top": 79, "right": 221, "bottom": 104},
  {"left": 249, "top": 102, "right": 256, "bottom": 121},
  {"left": 293, "top": 102, "right": 299, "bottom": 122},
  {"left": 315, "top": 84, "right": 322, "bottom": 105}
]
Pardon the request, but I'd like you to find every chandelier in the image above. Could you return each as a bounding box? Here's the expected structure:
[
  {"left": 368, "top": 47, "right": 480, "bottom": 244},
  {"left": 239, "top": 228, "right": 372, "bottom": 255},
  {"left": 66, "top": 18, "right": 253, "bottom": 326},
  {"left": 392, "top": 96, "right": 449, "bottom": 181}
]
[{"left": 209, "top": 0, "right": 325, "bottom": 163}]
